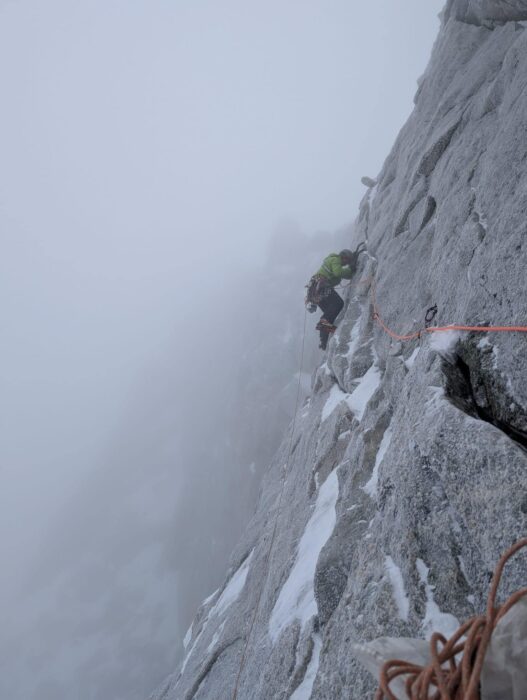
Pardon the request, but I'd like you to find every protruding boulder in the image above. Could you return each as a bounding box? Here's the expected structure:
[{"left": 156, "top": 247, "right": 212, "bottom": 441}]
[{"left": 361, "top": 176, "right": 378, "bottom": 188}]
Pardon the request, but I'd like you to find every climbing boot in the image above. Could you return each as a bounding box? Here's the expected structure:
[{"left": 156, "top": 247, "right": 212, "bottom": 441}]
[{"left": 316, "top": 319, "right": 337, "bottom": 333}]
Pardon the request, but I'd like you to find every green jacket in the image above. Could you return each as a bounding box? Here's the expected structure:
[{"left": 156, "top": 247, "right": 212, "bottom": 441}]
[{"left": 316, "top": 253, "right": 354, "bottom": 287}]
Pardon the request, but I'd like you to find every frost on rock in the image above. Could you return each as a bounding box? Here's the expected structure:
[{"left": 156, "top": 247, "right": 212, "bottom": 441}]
[
  {"left": 151, "top": 9, "right": 527, "bottom": 697},
  {"left": 352, "top": 599, "right": 527, "bottom": 700},
  {"left": 321, "top": 383, "right": 348, "bottom": 422},
  {"left": 321, "top": 359, "right": 381, "bottom": 424},
  {"left": 212, "top": 549, "right": 254, "bottom": 618},
  {"left": 289, "top": 634, "right": 323, "bottom": 700},
  {"left": 477, "top": 335, "right": 499, "bottom": 369},
  {"left": 428, "top": 329, "right": 461, "bottom": 358},
  {"left": 180, "top": 552, "right": 253, "bottom": 673},
  {"left": 202, "top": 588, "right": 220, "bottom": 606},
  {"left": 416, "top": 559, "right": 459, "bottom": 640},
  {"left": 363, "top": 425, "right": 393, "bottom": 499},
  {"left": 345, "top": 320, "right": 361, "bottom": 360},
  {"left": 206, "top": 620, "right": 226, "bottom": 654},
  {"left": 351, "top": 637, "right": 430, "bottom": 700},
  {"left": 346, "top": 362, "right": 381, "bottom": 421},
  {"left": 385, "top": 556, "right": 410, "bottom": 622},
  {"left": 183, "top": 622, "right": 193, "bottom": 651},
  {"left": 269, "top": 471, "right": 339, "bottom": 643},
  {"left": 404, "top": 346, "right": 420, "bottom": 370},
  {"left": 481, "top": 598, "right": 527, "bottom": 700},
  {"left": 181, "top": 625, "right": 205, "bottom": 674},
  {"left": 451, "top": 0, "right": 527, "bottom": 25}
]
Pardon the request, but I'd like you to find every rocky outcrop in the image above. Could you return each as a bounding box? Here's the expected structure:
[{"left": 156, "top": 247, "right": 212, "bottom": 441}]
[
  {"left": 445, "top": 0, "right": 527, "bottom": 25},
  {"left": 149, "top": 4, "right": 527, "bottom": 699}
]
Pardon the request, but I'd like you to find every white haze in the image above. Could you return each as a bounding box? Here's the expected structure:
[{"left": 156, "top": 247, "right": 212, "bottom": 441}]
[{"left": 0, "top": 1, "right": 443, "bottom": 699}]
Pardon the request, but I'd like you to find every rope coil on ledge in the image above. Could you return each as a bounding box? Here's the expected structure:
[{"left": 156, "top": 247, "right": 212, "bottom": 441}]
[{"left": 375, "top": 538, "right": 527, "bottom": 700}]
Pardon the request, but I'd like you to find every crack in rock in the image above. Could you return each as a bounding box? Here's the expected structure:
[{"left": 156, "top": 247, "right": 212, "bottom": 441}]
[{"left": 442, "top": 354, "right": 527, "bottom": 452}]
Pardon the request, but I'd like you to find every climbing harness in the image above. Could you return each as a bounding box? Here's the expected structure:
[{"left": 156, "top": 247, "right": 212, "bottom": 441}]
[
  {"left": 231, "top": 308, "right": 308, "bottom": 700},
  {"left": 305, "top": 274, "right": 332, "bottom": 308},
  {"left": 375, "top": 538, "right": 527, "bottom": 700}
]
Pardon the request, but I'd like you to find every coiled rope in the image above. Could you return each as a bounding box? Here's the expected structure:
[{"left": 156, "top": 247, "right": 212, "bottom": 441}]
[
  {"left": 375, "top": 538, "right": 527, "bottom": 700},
  {"left": 231, "top": 308, "right": 308, "bottom": 700}
]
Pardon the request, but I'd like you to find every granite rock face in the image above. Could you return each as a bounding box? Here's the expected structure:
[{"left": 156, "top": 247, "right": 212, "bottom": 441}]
[
  {"left": 445, "top": 0, "right": 527, "bottom": 25},
  {"left": 149, "top": 5, "right": 527, "bottom": 699}
]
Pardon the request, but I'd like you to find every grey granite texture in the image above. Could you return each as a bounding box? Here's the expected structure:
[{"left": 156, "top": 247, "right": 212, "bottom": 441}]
[
  {"left": 445, "top": 0, "right": 527, "bottom": 25},
  {"left": 149, "top": 5, "right": 527, "bottom": 699}
]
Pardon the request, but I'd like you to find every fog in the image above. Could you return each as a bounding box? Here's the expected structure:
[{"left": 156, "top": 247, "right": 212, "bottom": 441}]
[{"left": 0, "top": 1, "right": 443, "bottom": 698}]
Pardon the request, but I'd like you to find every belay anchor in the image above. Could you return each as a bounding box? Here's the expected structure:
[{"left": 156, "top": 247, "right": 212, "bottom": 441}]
[{"left": 425, "top": 304, "right": 438, "bottom": 328}]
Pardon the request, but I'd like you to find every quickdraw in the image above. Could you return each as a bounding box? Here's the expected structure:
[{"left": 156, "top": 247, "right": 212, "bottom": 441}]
[{"left": 425, "top": 304, "right": 438, "bottom": 327}]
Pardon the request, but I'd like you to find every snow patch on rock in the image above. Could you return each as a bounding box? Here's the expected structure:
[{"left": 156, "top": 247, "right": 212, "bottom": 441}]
[
  {"left": 346, "top": 362, "right": 382, "bottom": 421},
  {"left": 417, "top": 559, "right": 460, "bottom": 640},
  {"left": 345, "top": 321, "right": 361, "bottom": 359},
  {"left": 180, "top": 553, "right": 253, "bottom": 673},
  {"left": 363, "top": 425, "right": 393, "bottom": 499},
  {"left": 212, "top": 550, "right": 254, "bottom": 619},
  {"left": 405, "top": 346, "right": 420, "bottom": 369},
  {"left": 290, "top": 634, "right": 323, "bottom": 700},
  {"left": 429, "top": 329, "right": 461, "bottom": 357},
  {"left": 206, "top": 620, "right": 226, "bottom": 654},
  {"left": 322, "top": 360, "right": 381, "bottom": 424},
  {"left": 181, "top": 626, "right": 204, "bottom": 674},
  {"left": 269, "top": 471, "right": 339, "bottom": 643},
  {"left": 321, "top": 383, "right": 347, "bottom": 422},
  {"left": 183, "top": 622, "right": 193, "bottom": 650},
  {"left": 202, "top": 588, "right": 220, "bottom": 606},
  {"left": 385, "top": 556, "right": 410, "bottom": 622}
]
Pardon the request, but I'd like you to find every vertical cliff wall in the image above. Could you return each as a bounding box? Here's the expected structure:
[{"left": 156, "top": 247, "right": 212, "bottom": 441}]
[{"left": 149, "top": 3, "right": 527, "bottom": 698}]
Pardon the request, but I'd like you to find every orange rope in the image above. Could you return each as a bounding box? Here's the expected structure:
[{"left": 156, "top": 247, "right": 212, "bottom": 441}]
[
  {"left": 375, "top": 538, "right": 527, "bottom": 700},
  {"left": 367, "top": 279, "right": 527, "bottom": 341}
]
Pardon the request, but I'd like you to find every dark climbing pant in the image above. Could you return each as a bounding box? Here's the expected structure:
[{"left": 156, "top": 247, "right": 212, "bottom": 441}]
[{"left": 318, "top": 290, "right": 344, "bottom": 347}]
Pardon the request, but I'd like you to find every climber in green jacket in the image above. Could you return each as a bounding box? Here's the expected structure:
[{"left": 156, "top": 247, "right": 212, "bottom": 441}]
[
  {"left": 316, "top": 251, "right": 358, "bottom": 286},
  {"left": 306, "top": 244, "right": 365, "bottom": 350}
]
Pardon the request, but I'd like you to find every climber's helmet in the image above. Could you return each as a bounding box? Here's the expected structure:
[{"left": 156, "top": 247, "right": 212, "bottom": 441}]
[{"left": 339, "top": 249, "right": 353, "bottom": 265}]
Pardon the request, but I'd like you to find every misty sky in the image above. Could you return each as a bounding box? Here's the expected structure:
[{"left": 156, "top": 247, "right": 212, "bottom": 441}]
[{"left": 0, "top": 0, "right": 444, "bottom": 697}]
